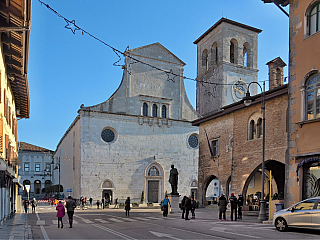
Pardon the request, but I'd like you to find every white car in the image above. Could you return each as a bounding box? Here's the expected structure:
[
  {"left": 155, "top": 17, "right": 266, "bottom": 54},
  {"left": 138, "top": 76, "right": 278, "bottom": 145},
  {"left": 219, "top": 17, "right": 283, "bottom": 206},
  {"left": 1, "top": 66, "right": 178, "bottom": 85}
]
[{"left": 273, "top": 197, "right": 320, "bottom": 231}]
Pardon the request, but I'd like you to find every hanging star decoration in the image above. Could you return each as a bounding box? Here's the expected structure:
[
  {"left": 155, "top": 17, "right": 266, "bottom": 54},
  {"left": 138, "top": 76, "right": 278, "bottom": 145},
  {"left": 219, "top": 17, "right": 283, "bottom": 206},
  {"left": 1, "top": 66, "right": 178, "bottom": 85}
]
[
  {"left": 166, "top": 69, "right": 177, "bottom": 82},
  {"left": 64, "top": 19, "right": 80, "bottom": 34}
]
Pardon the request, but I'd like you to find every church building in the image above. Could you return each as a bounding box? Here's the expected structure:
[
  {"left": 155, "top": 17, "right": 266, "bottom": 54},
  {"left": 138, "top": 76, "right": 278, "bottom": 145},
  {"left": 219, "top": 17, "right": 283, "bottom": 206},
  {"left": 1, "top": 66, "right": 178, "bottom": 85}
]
[{"left": 53, "top": 43, "right": 200, "bottom": 204}]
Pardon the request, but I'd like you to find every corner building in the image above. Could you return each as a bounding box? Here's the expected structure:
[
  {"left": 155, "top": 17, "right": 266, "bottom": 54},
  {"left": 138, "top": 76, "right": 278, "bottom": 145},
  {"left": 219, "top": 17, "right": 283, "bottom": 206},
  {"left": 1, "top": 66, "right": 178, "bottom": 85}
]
[{"left": 54, "top": 43, "right": 200, "bottom": 204}]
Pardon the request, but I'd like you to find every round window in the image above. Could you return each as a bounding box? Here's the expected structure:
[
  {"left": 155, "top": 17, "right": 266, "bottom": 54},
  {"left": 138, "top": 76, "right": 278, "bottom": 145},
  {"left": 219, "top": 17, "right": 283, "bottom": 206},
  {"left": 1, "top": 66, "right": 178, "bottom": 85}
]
[
  {"left": 188, "top": 134, "right": 198, "bottom": 148},
  {"left": 101, "top": 129, "right": 115, "bottom": 143}
]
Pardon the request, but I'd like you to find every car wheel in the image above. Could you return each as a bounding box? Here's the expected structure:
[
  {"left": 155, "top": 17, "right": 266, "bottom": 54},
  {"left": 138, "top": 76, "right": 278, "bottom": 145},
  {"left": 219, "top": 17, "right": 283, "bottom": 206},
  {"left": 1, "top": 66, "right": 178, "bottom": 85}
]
[{"left": 275, "top": 217, "right": 288, "bottom": 232}]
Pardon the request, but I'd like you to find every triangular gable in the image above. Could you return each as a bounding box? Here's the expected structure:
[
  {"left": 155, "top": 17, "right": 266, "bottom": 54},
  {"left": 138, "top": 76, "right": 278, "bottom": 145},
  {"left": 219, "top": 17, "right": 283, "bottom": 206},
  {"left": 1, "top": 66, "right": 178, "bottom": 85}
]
[{"left": 126, "top": 42, "right": 186, "bottom": 66}]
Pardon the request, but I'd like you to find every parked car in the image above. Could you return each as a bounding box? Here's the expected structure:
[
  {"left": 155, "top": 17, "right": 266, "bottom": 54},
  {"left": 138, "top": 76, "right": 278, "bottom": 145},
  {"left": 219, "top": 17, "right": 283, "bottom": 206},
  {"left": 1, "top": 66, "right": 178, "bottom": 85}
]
[{"left": 273, "top": 197, "right": 320, "bottom": 231}]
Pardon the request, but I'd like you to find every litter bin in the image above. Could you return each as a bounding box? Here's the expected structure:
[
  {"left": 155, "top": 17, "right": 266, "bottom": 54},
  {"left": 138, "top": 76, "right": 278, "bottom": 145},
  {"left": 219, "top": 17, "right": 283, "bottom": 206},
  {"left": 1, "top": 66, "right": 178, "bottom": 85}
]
[{"left": 275, "top": 203, "right": 284, "bottom": 212}]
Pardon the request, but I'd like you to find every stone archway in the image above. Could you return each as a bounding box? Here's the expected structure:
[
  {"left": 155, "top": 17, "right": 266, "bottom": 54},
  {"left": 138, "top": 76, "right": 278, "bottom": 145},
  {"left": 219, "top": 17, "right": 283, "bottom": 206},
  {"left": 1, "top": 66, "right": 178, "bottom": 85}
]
[
  {"left": 242, "top": 160, "right": 285, "bottom": 203},
  {"left": 202, "top": 175, "right": 221, "bottom": 203}
]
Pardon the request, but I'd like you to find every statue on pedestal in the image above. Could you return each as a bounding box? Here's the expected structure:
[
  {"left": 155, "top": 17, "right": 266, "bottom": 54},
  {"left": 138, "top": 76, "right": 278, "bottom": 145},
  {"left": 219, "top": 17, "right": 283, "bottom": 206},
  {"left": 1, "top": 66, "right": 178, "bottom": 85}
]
[{"left": 169, "top": 165, "right": 179, "bottom": 195}]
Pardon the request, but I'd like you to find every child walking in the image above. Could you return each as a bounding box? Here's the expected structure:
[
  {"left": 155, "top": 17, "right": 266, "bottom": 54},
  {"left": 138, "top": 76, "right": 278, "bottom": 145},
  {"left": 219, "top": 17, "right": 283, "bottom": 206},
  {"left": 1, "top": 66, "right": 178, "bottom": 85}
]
[{"left": 56, "top": 201, "right": 65, "bottom": 228}]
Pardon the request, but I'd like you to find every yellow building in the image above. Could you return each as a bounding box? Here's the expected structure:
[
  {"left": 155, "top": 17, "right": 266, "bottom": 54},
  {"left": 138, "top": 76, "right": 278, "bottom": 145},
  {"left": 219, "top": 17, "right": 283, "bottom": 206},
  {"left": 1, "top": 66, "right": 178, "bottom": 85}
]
[
  {"left": 0, "top": 0, "right": 31, "bottom": 223},
  {"left": 264, "top": 0, "right": 320, "bottom": 206}
]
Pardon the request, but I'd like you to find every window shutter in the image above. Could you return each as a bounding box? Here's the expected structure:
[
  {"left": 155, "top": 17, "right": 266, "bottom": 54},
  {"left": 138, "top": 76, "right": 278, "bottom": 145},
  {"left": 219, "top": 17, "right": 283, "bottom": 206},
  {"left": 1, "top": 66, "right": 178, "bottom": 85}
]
[{"left": 5, "top": 134, "right": 8, "bottom": 160}]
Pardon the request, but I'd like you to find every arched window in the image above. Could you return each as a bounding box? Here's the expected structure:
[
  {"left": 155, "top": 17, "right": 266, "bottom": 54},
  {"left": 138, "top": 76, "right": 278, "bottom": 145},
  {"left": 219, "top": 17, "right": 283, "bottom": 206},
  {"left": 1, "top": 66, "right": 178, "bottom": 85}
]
[
  {"left": 202, "top": 49, "right": 208, "bottom": 71},
  {"left": 152, "top": 104, "right": 158, "bottom": 117},
  {"left": 249, "top": 120, "right": 255, "bottom": 140},
  {"left": 309, "top": 2, "right": 320, "bottom": 36},
  {"left": 148, "top": 166, "right": 160, "bottom": 176},
  {"left": 161, "top": 105, "right": 167, "bottom": 118},
  {"left": 230, "top": 39, "right": 238, "bottom": 64},
  {"left": 102, "top": 180, "right": 113, "bottom": 188},
  {"left": 243, "top": 42, "right": 251, "bottom": 67},
  {"left": 257, "top": 118, "right": 263, "bottom": 138},
  {"left": 306, "top": 73, "right": 320, "bottom": 120},
  {"left": 143, "top": 102, "right": 148, "bottom": 116},
  {"left": 211, "top": 42, "right": 218, "bottom": 66}
]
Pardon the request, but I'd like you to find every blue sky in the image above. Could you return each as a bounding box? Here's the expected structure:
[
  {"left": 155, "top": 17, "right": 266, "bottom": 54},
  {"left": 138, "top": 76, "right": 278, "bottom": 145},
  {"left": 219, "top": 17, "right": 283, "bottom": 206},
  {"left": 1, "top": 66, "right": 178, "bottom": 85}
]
[{"left": 18, "top": 0, "right": 289, "bottom": 151}]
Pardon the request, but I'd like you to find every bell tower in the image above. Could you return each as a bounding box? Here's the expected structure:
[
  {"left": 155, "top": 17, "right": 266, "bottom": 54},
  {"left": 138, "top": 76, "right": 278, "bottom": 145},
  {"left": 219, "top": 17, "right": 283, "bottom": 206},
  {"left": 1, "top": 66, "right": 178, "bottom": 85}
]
[{"left": 194, "top": 18, "right": 262, "bottom": 116}]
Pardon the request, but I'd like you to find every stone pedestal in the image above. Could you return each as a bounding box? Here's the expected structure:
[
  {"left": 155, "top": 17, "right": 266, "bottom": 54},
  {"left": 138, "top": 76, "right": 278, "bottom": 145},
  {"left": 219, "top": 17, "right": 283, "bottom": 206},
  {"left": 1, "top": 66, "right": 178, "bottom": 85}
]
[{"left": 168, "top": 194, "right": 180, "bottom": 213}]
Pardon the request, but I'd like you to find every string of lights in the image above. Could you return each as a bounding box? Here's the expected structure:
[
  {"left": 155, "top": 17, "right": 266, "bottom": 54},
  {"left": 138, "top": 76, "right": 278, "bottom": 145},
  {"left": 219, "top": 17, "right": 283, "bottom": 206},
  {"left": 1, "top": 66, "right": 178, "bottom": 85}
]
[{"left": 37, "top": 0, "right": 286, "bottom": 88}]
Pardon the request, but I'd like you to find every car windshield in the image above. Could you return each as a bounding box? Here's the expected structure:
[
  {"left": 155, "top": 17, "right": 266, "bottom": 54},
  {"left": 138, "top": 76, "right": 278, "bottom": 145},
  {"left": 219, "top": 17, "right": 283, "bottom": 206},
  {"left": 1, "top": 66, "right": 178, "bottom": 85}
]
[{"left": 293, "top": 199, "right": 317, "bottom": 210}]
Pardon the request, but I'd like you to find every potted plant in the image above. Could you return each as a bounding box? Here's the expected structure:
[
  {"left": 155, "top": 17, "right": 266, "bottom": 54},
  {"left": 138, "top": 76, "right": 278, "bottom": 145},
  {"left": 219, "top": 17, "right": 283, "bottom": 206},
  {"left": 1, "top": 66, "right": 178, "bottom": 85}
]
[
  {"left": 141, "top": 191, "right": 144, "bottom": 204},
  {"left": 119, "top": 203, "right": 125, "bottom": 209},
  {"left": 132, "top": 202, "right": 139, "bottom": 208},
  {"left": 147, "top": 202, "right": 153, "bottom": 207}
]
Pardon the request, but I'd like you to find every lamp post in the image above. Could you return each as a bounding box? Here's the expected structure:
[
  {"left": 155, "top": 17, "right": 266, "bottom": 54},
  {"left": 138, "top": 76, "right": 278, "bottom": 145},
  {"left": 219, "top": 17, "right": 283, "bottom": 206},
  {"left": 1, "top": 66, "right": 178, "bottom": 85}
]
[
  {"left": 243, "top": 81, "right": 267, "bottom": 223},
  {"left": 52, "top": 157, "right": 61, "bottom": 199}
]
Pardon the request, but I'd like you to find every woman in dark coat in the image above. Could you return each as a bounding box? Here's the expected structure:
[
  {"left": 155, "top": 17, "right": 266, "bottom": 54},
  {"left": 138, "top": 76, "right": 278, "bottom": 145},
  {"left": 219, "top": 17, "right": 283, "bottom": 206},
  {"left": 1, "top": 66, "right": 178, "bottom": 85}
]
[
  {"left": 218, "top": 194, "right": 227, "bottom": 221},
  {"left": 125, "top": 197, "right": 131, "bottom": 217}
]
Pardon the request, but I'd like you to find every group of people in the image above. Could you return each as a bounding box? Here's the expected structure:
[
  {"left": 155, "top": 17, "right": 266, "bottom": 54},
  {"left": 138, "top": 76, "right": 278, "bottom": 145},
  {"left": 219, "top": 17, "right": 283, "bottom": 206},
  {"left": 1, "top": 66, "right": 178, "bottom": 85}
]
[
  {"left": 181, "top": 195, "right": 196, "bottom": 220},
  {"left": 23, "top": 198, "right": 37, "bottom": 213},
  {"left": 55, "top": 196, "right": 77, "bottom": 228},
  {"left": 218, "top": 193, "right": 244, "bottom": 221}
]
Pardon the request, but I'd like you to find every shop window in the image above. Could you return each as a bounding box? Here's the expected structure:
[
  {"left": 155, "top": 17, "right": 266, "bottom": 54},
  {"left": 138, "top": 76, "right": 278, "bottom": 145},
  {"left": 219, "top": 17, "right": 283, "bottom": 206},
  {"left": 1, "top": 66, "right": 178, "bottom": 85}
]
[{"left": 303, "top": 163, "right": 320, "bottom": 199}]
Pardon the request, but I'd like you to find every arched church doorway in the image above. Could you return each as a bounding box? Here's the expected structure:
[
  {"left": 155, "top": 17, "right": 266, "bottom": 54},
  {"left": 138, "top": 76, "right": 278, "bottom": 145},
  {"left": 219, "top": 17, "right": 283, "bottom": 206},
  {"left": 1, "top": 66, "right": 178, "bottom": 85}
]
[
  {"left": 101, "top": 179, "right": 114, "bottom": 204},
  {"left": 243, "top": 160, "right": 285, "bottom": 205},
  {"left": 144, "top": 160, "right": 164, "bottom": 203}
]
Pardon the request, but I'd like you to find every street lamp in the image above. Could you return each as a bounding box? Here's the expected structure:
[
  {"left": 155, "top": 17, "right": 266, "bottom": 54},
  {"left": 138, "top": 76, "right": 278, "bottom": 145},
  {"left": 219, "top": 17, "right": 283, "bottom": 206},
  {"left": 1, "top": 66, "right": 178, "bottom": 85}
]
[
  {"left": 52, "top": 157, "right": 61, "bottom": 199},
  {"left": 243, "top": 81, "right": 267, "bottom": 223}
]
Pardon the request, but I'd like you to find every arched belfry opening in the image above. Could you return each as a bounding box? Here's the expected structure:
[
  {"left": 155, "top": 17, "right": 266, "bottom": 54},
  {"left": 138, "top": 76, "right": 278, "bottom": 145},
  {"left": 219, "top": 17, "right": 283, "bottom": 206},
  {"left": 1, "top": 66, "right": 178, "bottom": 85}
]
[{"left": 144, "top": 158, "right": 164, "bottom": 203}]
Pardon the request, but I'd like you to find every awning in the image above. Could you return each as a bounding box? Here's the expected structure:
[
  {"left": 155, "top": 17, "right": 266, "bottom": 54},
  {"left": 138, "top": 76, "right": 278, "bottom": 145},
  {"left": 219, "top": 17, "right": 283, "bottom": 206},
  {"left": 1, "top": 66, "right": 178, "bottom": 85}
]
[
  {"left": 296, "top": 155, "right": 320, "bottom": 182},
  {"left": 13, "top": 178, "right": 24, "bottom": 189}
]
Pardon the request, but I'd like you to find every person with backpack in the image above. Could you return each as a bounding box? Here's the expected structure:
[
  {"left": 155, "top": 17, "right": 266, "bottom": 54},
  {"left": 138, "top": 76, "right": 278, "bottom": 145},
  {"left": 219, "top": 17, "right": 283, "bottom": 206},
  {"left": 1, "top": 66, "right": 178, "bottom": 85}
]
[{"left": 229, "top": 193, "right": 238, "bottom": 221}]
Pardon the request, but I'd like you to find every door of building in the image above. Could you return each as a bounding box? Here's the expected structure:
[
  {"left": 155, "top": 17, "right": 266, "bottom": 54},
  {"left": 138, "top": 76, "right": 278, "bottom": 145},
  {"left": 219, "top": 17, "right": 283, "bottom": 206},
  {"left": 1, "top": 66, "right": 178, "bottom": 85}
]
[
  {"left": 148, "top": 180, "right": 159, "bottom": 203},
  {"left": 102, "top": 190, "right": 112, "bottom": 204}
]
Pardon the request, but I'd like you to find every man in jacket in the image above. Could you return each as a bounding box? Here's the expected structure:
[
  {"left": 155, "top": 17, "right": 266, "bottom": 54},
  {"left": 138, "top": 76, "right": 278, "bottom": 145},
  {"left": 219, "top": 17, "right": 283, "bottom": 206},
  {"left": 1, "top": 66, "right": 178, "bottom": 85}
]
[
  {"left": 65, "top": 196, "right": 76, "bottom": 228},
  {"left": 218, "top": 194, "right": 227, "bottom": 221},
  {"left": 181, "top": 196, "right": 187, "bottom": 219},
  {"left": 229, "top": 193, "right": 238, "bottom": 221},
  {"left": 184, "top": 196, "right": 192, "bottom": 220}
]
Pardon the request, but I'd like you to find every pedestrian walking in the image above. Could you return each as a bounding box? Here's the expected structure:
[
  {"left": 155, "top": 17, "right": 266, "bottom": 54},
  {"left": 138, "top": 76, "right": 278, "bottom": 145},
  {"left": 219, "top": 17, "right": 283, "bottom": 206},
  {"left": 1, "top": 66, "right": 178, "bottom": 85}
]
[
  {"left": 96, "top": 200, "right": 100, "bottom": 209},
  {"left": 89, "top": 197, "right": 93, "bottom": 207},
  {"left": 181, "top": 196, "right": 187, "bottom": 219},
  {"left": 23, "top": 199, "right": 29, "bottom": 213},
  {"left": 102, "top": 197, "right": 105, "bottom": 209},
  {"left": 114, "top": 198, "right": 119, "bottom": 208},
  {"left": 184, "top": 196, "right": 192, "bottom": 220},
  {"left": 56, "top": 201, "right": 65, "bottom": 228},
  {"left": 229, "top": 193, "right": 238, "bottom": 221},
  {"left": 237, "top": 193, "right": 244, "bottom": 220},
  {"left": 218, "top": 194, "right": 227, "bottom": 221},
  {"left": 162, "top": 195, "right": 171, "bottom": 217},
  {"left": 65, "top": 196, "right": 76, "bottom": 228},
  {"left": 31, "top": 198, "right": 37, "bottom": 213},
  {"left": 125, "top": 197, "right": 131, "bottom": 217},
  {"left": 191, "top": 197, "right": 196, "bottom": 219}
]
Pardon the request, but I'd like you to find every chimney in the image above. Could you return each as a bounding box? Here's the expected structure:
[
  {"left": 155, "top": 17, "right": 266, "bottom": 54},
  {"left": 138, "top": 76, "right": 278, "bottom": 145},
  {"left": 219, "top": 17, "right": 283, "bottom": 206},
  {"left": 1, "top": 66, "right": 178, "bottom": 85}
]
[{"left": 266, "top": 57, "right": 287, "bottom": 89}]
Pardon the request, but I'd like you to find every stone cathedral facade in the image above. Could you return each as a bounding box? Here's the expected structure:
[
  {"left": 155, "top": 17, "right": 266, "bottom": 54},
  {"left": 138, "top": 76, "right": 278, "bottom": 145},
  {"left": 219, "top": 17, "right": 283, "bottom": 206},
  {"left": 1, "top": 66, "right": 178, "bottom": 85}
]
[{"left": 53, "top": 43, "right": 200, "bottom": 203}]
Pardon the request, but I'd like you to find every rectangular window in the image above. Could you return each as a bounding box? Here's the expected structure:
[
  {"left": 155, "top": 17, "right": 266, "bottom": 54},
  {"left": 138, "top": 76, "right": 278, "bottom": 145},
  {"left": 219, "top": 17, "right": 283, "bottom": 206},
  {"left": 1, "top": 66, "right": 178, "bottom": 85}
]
[
  {"left": 46, "top": 163, "right": 51, "bottom": 172},
  {"left": 35, "top": 163, "right": 40, "bottom": 172},
  {"left": 24, "top": 163, "right": 29, "bottom": 172},
  {"left": 211, "top": 139, "right": 219, "bottom": 157}
]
